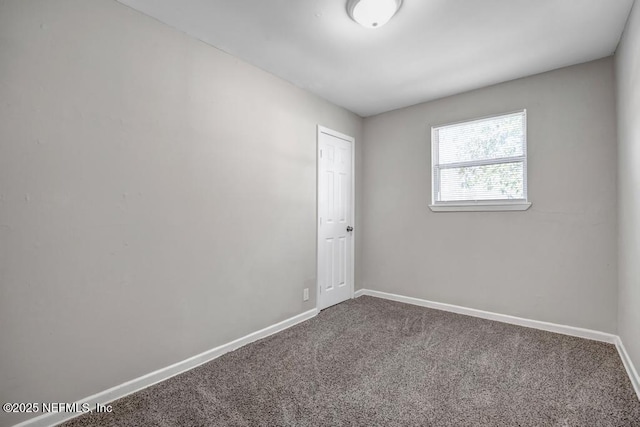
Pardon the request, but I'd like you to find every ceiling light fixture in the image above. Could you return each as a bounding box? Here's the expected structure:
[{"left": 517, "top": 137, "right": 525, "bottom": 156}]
[{"left": 347, "top": 0, "right": 403, "bottom": 29}]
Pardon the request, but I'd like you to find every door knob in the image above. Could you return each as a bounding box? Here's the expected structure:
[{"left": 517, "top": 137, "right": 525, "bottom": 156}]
[{"left": 346, "top": 226, "right": 354, "bottom": 232}]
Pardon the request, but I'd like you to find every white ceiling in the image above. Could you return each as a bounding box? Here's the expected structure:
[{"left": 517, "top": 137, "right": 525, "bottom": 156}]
[{"left": 116, "top": 0, "right": 634, "bottom": 117}]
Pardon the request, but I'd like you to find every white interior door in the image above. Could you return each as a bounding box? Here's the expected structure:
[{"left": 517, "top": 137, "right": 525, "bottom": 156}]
[{"left": 317, "top": 126, "right": 354, "bottom": 310}]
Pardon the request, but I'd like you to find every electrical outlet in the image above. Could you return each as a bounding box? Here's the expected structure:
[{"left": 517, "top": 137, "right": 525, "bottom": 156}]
[{"left": 303, "top": 288, "right": 309, "bottom": 301}]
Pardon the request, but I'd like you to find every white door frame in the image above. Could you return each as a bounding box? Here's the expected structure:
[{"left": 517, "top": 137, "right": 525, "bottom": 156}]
[{"left": 316, "top": 125, "right": 355, "bottom": 310}]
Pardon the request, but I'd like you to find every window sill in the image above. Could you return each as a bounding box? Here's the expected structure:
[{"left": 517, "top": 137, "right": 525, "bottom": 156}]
[{"left": 429, "top": 202, "right": 532, "bottom": 212}]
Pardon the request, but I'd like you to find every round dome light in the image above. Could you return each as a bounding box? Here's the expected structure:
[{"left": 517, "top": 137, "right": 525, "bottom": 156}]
[{"left": 347, "top": 0, "right": 403, "bottom": 29}]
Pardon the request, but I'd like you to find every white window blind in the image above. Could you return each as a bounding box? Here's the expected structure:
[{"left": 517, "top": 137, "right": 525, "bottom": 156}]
[{"left": 431, "top": 110, "right": 529, "bottom": 210}]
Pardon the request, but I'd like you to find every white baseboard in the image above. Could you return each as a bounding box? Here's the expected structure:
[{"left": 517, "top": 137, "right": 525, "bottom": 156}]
[
  {"left": 14, "top": 289, "right": 639, "bottom": 427},
  {"left": 355, "top": 289, "right": 640, "bottom": 401},
  {"left": 356, "top": 289, "right": 617, "bottom": 344},
  {"left": 13, "top": 308, "right": 318, "bottom": 427},
  {"left": 615, "top": 337, "right": 640, "bottom": 401}
]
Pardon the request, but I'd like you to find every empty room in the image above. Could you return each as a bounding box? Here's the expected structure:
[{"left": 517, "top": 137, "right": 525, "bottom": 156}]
[{"left": 2, "top": 0, "right": 640, "bottom": 426}]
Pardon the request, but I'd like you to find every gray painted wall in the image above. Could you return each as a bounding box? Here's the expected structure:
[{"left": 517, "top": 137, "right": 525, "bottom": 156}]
[
  {"left": 0, "top": 1, "right": 362, "bottom": 425},
  {"left": 361, "top": 58, "right": 618, "bottom": 333},
  {"left": 616, "top": 0, "right": 640, "bottom": 384}
]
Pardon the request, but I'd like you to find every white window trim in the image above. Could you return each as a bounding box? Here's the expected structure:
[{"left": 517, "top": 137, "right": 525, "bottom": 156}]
[
  {"left": 429, "top": 109, "right": 531, "bottom": 213},
  {"left": 428, "top": 201, "right": 532, "bottom": 212}
]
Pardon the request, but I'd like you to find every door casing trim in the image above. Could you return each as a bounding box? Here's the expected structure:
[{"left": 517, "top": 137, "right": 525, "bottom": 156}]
[{"left": 316, "top": 125, "right": 355, "bottom": 311}]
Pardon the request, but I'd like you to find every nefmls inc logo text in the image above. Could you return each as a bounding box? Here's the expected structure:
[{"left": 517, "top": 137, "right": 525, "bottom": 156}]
[
  {"left": 2, "top": 402, "right": 113, "bottom": 414},
  {"left": 42, "top": 402, "right": 113, "bottom": 413}
]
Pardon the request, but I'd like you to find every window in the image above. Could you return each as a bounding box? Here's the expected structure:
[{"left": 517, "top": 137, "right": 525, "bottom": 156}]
[{"left": 430, "top": 110, "right": 531, "bottom": 212}]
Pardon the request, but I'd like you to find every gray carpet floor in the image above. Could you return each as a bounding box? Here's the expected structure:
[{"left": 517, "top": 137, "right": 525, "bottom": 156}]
[{"left": 61, "top": 296, "right": 640, "bottom": 426}]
